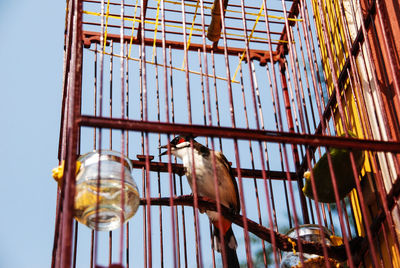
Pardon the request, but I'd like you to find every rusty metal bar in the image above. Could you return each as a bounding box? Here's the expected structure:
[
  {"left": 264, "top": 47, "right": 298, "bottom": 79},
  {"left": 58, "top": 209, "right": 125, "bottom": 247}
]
[
  {"left": 118, "top": 0, "right": 127, "bottom": 262},
  {"left": 92, "top": 0, "right": 107, "bottom": 265},
  {"left": 179, "top": 2, "right": 205, "bottom": 267},
  {"left": 160, "top": 2, "right": 179, "bottom": 264},
  {"left": 58, "top": 1, "right": 74, "bottom": 161},
  {"left": 109, "top": 41, "right": 113, "bottom": 149},
  {"left": 211, "top": 50, "right": 222, "bottom": 149},
  {"left": 82, "top": 25, "right": 282, "bottom": 49},
  {"left": 297, "top": 0, "right": 329, "bottom": 134},
  {"left": 52, "top": 0, "right": 75, "bottom": 266},
  {"left": 279, "top": 7, "right": 307, "bottom": 137},
  {"left": 263, "top": 2, "right": 297, "bottom": 238},
  {"left": 277, "top": 65, "right": 306, "bottom": 265},
  {"left": 237, "top": 3, "right": 279, "bottom": 264},
  {"left": 136, "top": 0, "right": 148, "bottom": 41},
  {"left": 141, "top": 0, "right": 154, "bottom": 265},
  {"left": 93, "top": 43, "right": 98, "bottom": 150},
  {"left": 78, "top": 115, "right": 400, "bottom": 152},
  {"left": 72, "top": 221, "right": 78, "bottom": 268},
  {"left": 197, "top": 2, "right": 228, "bottom": 262},
  {"left": 218, "top": 1, "right": 254, "bottom": 266},
  {"left": 130, "top": 157, "right": 297, "bottom": 180},
  {"left": 168, "top": 45, "right": 187, "bottom": 267},
  {"left": 125, "top": 42, "right": 129, "bottom": 152},
  {"left": 381, "top": 222, "right": 395, "bottom": 268},
  {"left": 109, "top": 232, "right": 113, "bottom": 266},
  {"left": 197, "top": 49, "right": 207, "bottom": 127},
  {"left": 83, "top": 18, "right": 284, "bottom": 37},
  {"left": 262, "top": 0, "right": 291, "bottom": 241},
  {"left": 239, "top": 62, "right": 271, "bottom": 266},
  {"left": 276, "top": 0, "right": 300, "bottom": 55},
  {"left": 154, "top": 52, "right": 165, "bottom": 268},
  {"left": 367, "top": 9, "right": 400, "bottom": 142},
  {"left": 124, "top": 42, "right": 130, "bottom": 268},
  {"left": 334, "top": 12, "right": 373, "bottom": 89},
  {"left": 375, "top": 0, "right": 400, "bottom": 107},
  {"left": 279, "top": 61, "right": 310, "bottom": 225},
  {"left": 294, "top": 22, "right": 314, "bottom": 134},
  {"left": 82, "top": 31, "right": 280, "bottom": 63},
  {"left": 126, "top": 223, "right": 130, "bottom": 268},
  {"left": 60, "top": 0, "right": 83, "bottom": 267}
]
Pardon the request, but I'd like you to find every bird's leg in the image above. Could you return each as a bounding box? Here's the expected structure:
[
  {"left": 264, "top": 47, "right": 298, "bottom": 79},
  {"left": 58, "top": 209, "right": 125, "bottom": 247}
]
[
  {"left": 198, "top": 195, "right": 215, "bottom": 213},
  {"left": 188, "top": 193, "right": 204, "bottom": 213}
]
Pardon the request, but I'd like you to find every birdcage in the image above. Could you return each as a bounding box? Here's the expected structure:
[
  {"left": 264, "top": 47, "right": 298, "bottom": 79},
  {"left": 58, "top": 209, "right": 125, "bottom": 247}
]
[{"left": 52, "top": 0, "right": 400, "bottom": 267}]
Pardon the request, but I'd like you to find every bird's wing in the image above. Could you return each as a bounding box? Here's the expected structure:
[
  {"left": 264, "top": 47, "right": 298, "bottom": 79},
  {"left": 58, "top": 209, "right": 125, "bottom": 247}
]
[{"left": 215, "top": 151, "right": 241, "bottom": 212}]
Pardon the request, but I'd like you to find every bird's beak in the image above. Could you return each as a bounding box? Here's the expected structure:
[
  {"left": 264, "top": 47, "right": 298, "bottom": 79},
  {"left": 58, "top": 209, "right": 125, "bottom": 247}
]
[{"left": 159, "top": 144, "right": 169, "bottom": 156}]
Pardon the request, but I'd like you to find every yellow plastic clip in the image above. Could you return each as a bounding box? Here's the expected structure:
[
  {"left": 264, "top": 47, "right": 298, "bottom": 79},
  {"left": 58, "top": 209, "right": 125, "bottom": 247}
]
[
  {"left": 52, "top": 161, "right": 81, "bottom": 185},
  {"left": 303, "top": 170, "right": 311, "bottom": 179},
  {"left": 52, "top": 161, "right": 65, "bottom": 184},
  {"left": 288, "top": 237, "right": 297, "bottom": 254}
]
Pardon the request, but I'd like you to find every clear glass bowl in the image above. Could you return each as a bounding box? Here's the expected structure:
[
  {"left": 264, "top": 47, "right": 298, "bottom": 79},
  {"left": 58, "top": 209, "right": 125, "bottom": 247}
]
[
  {"left": 280, "top": 224, "right": 341, "bottom": 268},
  {"left": 74, "top": 150, "right": 140, "bottom": 231}
]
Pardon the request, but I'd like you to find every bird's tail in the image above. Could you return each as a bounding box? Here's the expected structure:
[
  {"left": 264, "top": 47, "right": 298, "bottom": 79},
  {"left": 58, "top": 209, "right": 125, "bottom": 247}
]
[{"left": 213, "top": 219, "right": 239, "bottom": 268}]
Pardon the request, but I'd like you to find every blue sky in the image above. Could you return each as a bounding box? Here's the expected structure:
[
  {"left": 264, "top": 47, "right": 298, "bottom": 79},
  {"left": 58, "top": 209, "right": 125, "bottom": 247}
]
[{"left": 0, "top": 1, "right": 64, "bottom": 267}]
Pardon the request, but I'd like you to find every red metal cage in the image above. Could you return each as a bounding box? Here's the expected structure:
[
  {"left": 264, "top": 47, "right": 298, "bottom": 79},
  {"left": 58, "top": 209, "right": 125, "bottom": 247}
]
[{"left": 53, "top": 0, "right": 400, "bottom": 267}]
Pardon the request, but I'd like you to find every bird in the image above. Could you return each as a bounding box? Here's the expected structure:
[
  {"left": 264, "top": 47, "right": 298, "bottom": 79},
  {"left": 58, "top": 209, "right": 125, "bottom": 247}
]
[
  {"left": 302, "top": 132, "right": 365, "bottom": 203},
  {"left": 160, "top": 135, "right": 240, "bottom": 268}
]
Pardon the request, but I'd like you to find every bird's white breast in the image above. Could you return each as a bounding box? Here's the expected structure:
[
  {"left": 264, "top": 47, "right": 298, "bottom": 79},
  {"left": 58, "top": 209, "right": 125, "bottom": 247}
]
[
  {"left": 175, "top": 147, "right": 237, "bottom": 212},
  {"left": 179, "top": 148, "right": 215, "bottom": 196}
]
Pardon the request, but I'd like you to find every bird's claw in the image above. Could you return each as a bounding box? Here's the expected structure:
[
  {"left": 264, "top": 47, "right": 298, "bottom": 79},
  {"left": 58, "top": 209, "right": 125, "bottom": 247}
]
[{"left": 229, "top": 206, "right": 239, "bottom": 215}]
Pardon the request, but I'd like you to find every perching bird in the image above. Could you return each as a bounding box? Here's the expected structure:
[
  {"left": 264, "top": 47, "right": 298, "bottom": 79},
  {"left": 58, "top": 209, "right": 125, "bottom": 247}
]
[
  {"left": 161, "top": 136, "right": 240, "bottom": 268},
  {"left": 302, "top": 132, "right": 365, "bottom": 203}
]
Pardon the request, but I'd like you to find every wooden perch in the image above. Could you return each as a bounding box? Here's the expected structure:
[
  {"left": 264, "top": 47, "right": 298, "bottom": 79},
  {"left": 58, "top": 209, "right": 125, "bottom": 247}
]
[{"left": 140, "top": 195, "right": 363, "bottom": 261}]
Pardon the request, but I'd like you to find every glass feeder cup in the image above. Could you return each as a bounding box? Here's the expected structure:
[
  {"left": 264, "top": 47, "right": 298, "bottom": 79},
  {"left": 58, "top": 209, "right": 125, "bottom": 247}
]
[
  {"left": 280, "top": 224, "right": 342, "bottom": 268},
  {"left": 74, "top": 150, "right": 140, "bottom": 231}
]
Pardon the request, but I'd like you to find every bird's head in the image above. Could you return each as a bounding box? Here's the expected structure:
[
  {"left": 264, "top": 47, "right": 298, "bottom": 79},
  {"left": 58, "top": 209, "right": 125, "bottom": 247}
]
[
  {"left": 302, "top": 170, "right": 313, "bottom": 198},
  {"left": 160, "top": 135, "right": 195, "bottom": 157}
]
